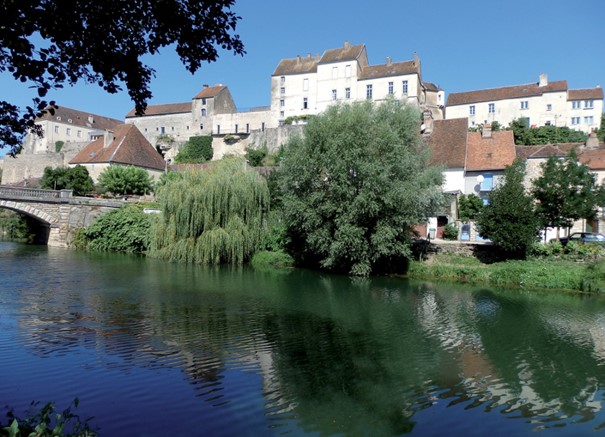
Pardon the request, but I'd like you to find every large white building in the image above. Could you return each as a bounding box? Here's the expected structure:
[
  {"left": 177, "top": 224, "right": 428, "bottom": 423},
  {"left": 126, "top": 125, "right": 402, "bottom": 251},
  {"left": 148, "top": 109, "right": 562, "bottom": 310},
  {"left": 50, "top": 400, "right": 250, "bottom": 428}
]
[
  {"left": 271, "top": 41, "right": 444, "bottom": 124},
  {"left": 446, "top": 74, "right": 603, "bottom": 133}
]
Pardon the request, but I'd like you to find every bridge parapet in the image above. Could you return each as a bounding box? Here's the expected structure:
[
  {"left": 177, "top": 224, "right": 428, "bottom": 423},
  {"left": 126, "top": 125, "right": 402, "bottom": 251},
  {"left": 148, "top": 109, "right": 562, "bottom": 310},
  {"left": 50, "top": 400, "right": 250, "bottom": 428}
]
[{"left": 0, "top": 186, "right": 72, "bottom": 201}]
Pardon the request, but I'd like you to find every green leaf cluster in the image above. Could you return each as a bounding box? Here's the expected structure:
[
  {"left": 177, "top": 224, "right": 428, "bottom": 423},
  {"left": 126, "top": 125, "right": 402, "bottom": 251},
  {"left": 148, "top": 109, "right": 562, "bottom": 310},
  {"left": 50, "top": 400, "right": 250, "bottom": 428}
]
[
  {"left": 278, "top": 99, "right": 447, "bottom": 276},
  {"left": 97, "top": 165, "right": 153, "bottom": 195},
  {"left": 509, "top": 118, "right": 587, "bottom": 145},
  {"left": 245, "top": 145, "right": 267, "bottom": 167},
  {"left": 150, "top": 158, "right": 270, "bottom": 264},
  {"left": 40, "top": 165, "right": 94, "bottom": 196},
  {"left": 476, "top": 160, "right": 541, "bottom": 258},
  {"left": 174, "top": 135, "right": 213, "bottom": 163},
  {"left": 458, "top": 193, "right": 484, "bottom": 222},
  {"left": 78, "top": 205, "right": 152, "bottom": 253}
]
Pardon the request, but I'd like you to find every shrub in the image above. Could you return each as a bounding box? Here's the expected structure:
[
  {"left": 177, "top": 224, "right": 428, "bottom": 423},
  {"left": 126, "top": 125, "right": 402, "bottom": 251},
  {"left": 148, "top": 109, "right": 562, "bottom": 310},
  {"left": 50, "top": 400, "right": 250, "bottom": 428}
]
[
  {"left": 442, "top": 223, "right": 458, "bottom": 240},
  {"left": 97, "top": 165, "right": 153, "bottom": 196},
  {"left": 251, "top": 250, "right": 294, "bottom": 269},
  {"left": 245, "top": 145, "right": 267, "bottom": 167},
  {"left": 55, "top": 140, "right": 64, "bottom": 153},
  {"left": 174, "top": 135, "right": 213, "bottom": 163}
]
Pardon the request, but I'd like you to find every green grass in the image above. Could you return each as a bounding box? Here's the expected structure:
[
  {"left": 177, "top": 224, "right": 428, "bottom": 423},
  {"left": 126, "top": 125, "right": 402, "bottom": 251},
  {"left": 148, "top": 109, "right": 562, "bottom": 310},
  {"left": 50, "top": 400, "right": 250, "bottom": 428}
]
[{"left": 408, "top": 255, "right": 605, "bottom": 293}]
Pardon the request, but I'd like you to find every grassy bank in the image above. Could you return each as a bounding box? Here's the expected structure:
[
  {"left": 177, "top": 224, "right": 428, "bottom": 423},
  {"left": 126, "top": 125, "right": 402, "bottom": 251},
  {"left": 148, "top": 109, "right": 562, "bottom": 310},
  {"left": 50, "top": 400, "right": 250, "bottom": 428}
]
[{"left": 407, "top": 253, "right": 605, "bottom": 293}]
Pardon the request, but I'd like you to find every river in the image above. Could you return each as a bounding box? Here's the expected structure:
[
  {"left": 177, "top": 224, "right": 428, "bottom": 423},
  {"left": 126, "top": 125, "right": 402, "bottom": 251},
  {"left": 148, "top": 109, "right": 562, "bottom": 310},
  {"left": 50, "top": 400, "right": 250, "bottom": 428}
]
[{"left": 1, "top": 242, "right": 605, "bottom": 436}]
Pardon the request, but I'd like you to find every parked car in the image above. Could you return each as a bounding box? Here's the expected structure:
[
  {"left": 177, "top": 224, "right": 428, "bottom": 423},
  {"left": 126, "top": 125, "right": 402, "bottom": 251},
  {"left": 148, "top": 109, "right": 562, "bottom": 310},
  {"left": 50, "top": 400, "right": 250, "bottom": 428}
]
[{"left": 559, "top": 232, "right": 605, "bottom": 246}]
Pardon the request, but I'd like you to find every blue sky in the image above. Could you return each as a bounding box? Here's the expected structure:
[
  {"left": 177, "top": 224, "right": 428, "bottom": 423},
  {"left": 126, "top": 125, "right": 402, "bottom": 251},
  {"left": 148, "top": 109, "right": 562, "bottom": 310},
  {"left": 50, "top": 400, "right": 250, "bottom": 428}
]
[{"left": 1, "top": 0, "right": 603, "bottom": 156}]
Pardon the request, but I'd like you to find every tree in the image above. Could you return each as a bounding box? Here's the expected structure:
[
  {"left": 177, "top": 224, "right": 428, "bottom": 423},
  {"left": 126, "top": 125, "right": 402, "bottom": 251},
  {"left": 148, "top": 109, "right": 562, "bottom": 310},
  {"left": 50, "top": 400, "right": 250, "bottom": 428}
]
[
  {"left": 532, "top": 149, "right": 605, "bottom": 237},
  {"left": 508, "top": 119, "right": 587, "bottom": 145},
  {"left": 149, "top": 158, "right": 270, "bottom": 264},
  {"left": 245, "top": 145, "right": 268, "bottom": 166},
  {"left": 98, "top": 165, "right": 153, "bottom": 196},
  {"left": 174, "top": 136, "right": 214, "bottom": 163},
  {"left": 458, "top": 194, "right": 484, "bottom": 222},
  {"left": 40, "top": 165, "right": 94, "bottom": 196},
  {"left": 278, "top": 100, "right": 447, "bottom": 276},
  {"left": 475, "top": 160, "right": 540, "bottom": 258},
  {"left": 0, "top": 1, "right": 245, "bottom": 156}
]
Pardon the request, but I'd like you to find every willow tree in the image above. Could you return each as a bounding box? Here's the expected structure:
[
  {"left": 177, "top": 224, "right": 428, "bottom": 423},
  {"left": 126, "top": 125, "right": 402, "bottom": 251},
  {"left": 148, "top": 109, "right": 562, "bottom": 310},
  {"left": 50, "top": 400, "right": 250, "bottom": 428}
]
[{"left": 150, "top": 158, "right": 269, "bottom": 264}]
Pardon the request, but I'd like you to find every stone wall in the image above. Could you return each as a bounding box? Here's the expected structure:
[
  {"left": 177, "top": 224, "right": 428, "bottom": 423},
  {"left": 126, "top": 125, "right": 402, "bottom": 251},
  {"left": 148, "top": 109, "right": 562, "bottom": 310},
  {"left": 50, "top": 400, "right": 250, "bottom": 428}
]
[{"left": 1, "top": 153, "right": 66, "bottom": 185}]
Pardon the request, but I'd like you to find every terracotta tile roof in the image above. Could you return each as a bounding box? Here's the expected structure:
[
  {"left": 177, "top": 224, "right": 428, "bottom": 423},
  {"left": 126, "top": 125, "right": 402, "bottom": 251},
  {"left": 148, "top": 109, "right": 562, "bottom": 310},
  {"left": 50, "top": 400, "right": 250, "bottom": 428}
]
[
  {"left": 69, "top": 124, "right": 165, "bottom": 171},
  {"left": 193, "top": 85, "right": 227, "bottom": 99},
  {"left": 428, "top": 118, "right": 468, "bottom": 168},
  {"left": 359, "top": 60, "right": 419, "bottom": 80},
  {"left": 125, "top": 102, "right": 191, "bottom": 118},
  {"left": 423, "top": 81, "right": 442, "bottom": 92},
  {"left": 579, "top": 147, "right": 605, "bottom": 170},
  {"left": 568, "top": 88, "right": 604, "bottom": 100},
  {"left": 272, "top": 55, "right": 319, "bottom": 76},
  {"left": 319, "top": 43, "right": 365, "bottom": 65},
  {"left": 446, "top": 80, "right": 568, "bottom": 106},
  {"left": 37, "top": 106, "right": 121, "bottom": 130},
  {"left": 515, "top": 144, "right": 576, "bottom": 160},
  {"left": 466, "top": 130, "right": 516, "bottom": 171}
]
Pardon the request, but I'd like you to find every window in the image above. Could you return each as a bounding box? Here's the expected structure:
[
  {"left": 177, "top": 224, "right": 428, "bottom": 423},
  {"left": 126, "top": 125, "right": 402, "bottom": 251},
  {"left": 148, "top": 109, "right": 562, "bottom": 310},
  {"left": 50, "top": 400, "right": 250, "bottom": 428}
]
[
  {"left": 488, "top": 103, "right": 495, "bottom": 113},
  {"left": 345, "top": 87, "right": 351, "bottom": 99},
  {"left": 480, "top": 174, "right": 493, "bottom": 191},
  {"left": 235, "top": 124, "right": 238, "bottom": 134},
  {"left": 303, "top": 78, "right": 309, "bottom": 91},
  {"left": 585, "top": 116, "right": 594, "bottom": 125},
  {"left": 202, "top": 98, "right": 206, "bottom": 105},
  {"left": 246, "top": 123, "right": 249, "bottom": 133},
  {"left": 331, "top": 89, "right": 337, "bottom": 101},
  {"left": 201, "top": 108, "right": 207, "bottom": 117},
  {"left": 280, "top": 99, "right": 285, "bottom": 107},
  {"left": 402, "top": 80, "right": 408, "bottom": 95},
  {"left": 547, "top": 104, "right": 552, "bottom": 111},
  {"left": 66, "top": 128, "right": 71, "bottom": 136},
  {"left": 77, "top": 130, "right": 82, "bottom": 138},
  {"left": 545, "top": 121, "right": 552, "bottom": 126},
  {"left": 366, "top": 84, "right": 373, "bottom": 100},
  {"left": 469, "top": 105, "right": 475, "bottom": 115},
  {"left": 572, "top": 101, "right": 581, "bottom": 109},
  {"left": 160, "top": 127, "right": 165, "bottom": 134},
  {"left": 585, "top": 100, "right": 594, "bottom": 109},
  {"left": 186, "top": 126, "right": 189, "bottom": 130},
  {"left": 280, "top": 76, "right": 285, "bottom": 84},
  {"left": 303, "top": 97, "right": 308, "bottom": 109},
  {"left": 261, "top": 122, "right": 265, "bottom": 132},
  {"left": 520, "top": 101, "right": 528, "bottom": 109},
  {"left": 54, "top": 126, "right": 59, "bottom": 134},
  {"left": 280, "top": 111, "right": 285, "bottom": 118},
  {"left": 345, "top": 64, "right": 351, "bottom": 77},
  {"left": 200, "top": 124, "right": 204, "bottom": 130},
  {"left": 332, "top": 67, "right": 338, "bottom": 79},
  {"left": 217, "top": 125, "right": 220, "bottom": 134},
  {"left": 571, "top": 117, "right": 580, "bottom": 125},
  {"left": 388, "top": 82, "right": 394, "bottom": 95},
  {"left": 171, "top": 126, "right": 175, "bottom": 131},
  {"left": 280, "top": 87, "right": 285, "bottom": 94}
]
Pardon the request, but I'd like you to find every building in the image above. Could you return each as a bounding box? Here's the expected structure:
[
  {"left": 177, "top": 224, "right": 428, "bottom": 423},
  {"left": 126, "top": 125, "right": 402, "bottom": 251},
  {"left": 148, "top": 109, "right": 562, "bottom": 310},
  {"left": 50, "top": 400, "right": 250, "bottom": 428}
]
[
  {"left": 24, "top": 106, "right": 122, "bottom": 154},
  {"left": 69, "top": 124, "right": 166, "bottom": 182},
  {"left": 446, "top": 74, "right": 603, "bottom": 133},
  {"left": 271, "top": 41, "right": 444, "bottom": 125}
]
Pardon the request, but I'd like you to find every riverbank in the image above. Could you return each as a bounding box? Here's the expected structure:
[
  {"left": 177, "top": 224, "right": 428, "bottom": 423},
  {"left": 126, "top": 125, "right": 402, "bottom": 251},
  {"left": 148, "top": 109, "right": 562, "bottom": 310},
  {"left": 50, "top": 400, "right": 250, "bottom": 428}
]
[{"left": 407, "top": 241, "right": 605, "bottom": 293}]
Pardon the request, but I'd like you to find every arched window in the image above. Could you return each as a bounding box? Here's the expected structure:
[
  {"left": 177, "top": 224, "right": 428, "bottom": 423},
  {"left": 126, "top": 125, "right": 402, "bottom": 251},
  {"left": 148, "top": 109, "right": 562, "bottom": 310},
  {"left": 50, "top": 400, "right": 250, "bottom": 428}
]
[{"left": 201, "top": 108, "right": 207, "bottom": 117}]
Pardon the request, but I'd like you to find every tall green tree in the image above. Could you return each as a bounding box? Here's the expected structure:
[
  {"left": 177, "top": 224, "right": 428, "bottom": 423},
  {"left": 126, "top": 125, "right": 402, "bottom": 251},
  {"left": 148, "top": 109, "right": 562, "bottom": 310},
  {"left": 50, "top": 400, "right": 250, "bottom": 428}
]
[
  {"left": 98, "top": 165, "right": 154, "bottom": 196},
  {"left": 40, "top": 165, "right": 94, "bottom": 196},
  {"left": 458, "top": 194, "right": 484, "bottom": 222},
  {"left": 532, "top": 150, "right": 605, "bottom": 237},
  {"left": 150, "top": 158, "right": 270, "bottom": 265},
  {"left": 278, "top": 100, "right": 447, "bottom": 276},
  {"left": 476, "top": 160, "right": 540, "bottom": 258},
  {"left": 0, "top": 1, "right": 244, "bottom": 156}
]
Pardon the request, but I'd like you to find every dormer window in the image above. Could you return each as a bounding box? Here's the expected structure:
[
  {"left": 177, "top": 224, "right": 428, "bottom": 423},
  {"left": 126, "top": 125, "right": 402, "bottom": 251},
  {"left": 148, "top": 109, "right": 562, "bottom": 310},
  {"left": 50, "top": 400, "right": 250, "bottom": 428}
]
[{"left": 56, "top": 116, "right": 61, "bottom": 121}]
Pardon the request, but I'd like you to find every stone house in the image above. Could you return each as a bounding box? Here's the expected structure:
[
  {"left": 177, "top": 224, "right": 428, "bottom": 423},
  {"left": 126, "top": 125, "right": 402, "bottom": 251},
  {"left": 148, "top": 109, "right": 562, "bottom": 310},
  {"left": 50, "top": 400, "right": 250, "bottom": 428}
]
[
  {"left": 69, "top": 124, "right": 166, "bottom": 183},
  {"left": 446, "top": 74, "right": 603, "bottom": 133}
]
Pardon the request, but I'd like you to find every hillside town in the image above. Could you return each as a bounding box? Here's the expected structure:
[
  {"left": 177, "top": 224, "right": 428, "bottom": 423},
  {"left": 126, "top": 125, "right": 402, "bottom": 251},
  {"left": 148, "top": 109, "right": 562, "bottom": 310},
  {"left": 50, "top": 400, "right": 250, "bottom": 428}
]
[{"left": 1, "top": 41, "right": 604, "bottom": 242}]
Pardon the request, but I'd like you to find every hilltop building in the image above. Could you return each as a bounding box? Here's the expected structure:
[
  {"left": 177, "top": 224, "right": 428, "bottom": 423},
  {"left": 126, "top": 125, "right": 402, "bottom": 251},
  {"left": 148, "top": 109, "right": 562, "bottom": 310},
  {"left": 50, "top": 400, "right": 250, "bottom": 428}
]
[{"left": 446, "top": 74, "right": 603, "bottom": 133}]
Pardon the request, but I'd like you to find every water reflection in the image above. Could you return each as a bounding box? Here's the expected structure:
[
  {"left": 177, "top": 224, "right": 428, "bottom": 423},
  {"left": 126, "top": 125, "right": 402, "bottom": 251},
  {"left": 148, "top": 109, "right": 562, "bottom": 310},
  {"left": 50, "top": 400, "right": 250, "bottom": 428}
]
[{"left": 2, "top": 244, "right": 605, "bottom": 435}]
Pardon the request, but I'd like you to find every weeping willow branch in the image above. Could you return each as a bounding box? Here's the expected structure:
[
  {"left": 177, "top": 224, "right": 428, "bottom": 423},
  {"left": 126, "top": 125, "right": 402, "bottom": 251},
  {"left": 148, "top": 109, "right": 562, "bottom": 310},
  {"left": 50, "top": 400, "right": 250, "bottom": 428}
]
[{"left": 150, "top": 158, "right": 270, "bottom": 264}]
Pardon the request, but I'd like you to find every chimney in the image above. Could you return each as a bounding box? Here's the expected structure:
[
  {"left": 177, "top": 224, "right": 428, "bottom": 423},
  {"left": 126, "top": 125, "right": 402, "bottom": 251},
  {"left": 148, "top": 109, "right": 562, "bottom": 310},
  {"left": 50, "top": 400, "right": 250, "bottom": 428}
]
[
  {"left": 87, "top": 114, "right": 94, "bottom": 124},
  {"left": 539, "top": 73, "right": 548, "bottom": 87},
  {"left": 203, "top": 84, "right": 209, "bottom": 88},
  {"left": 481, "top": 123, "right": 492, "bottom": 139},
  {"left": 103, "top": 130, "right": 114, "bottom": 149},
  {"left": 297, "top": 55, "right": 301, "bottom": 64},
  {"left": 586, "top": 131, "right": 599, "bottom": 149},
  {"left": 343, "top": 41, "right": 350, "bottom": 49},
  {"left": 386, "top": 56, "right": 392, "bottom": 66},
  {"left": 413, "top": 52, "right": 419, "bottom": 67}
]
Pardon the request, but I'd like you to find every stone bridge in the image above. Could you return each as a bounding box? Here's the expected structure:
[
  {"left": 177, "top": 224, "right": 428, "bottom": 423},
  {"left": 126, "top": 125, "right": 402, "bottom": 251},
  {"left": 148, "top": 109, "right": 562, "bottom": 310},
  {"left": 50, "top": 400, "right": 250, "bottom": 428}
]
[{"left": 0, "top": 186, "right": 126, "bottom": 247}]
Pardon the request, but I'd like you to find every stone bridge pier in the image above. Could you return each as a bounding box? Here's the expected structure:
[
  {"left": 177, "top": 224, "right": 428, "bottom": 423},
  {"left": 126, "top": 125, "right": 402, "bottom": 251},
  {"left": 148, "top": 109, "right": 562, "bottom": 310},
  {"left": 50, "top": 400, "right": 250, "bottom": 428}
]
[{"left": 0, "top": 186, "right": 125, "bottom": 247}]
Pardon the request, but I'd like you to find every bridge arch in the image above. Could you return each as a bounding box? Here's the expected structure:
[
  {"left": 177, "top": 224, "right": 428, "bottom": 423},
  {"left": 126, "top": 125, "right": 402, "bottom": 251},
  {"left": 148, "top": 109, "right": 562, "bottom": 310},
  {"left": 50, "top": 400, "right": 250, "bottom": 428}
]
[{"left": 0, "top": 200, "right": 59, "bottom": 244}]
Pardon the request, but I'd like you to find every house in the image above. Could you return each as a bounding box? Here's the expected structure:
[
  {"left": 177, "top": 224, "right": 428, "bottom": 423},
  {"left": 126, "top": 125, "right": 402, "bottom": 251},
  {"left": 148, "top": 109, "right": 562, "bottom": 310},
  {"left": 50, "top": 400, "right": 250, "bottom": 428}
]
[
  {"left": 69, "top": 124, "right": 166, "bottom": 182},
  {"left": 24, "top": 106, "right": 122, "bottom": 154},
  {"left": 272, "top": 41, "right": 444, "bottom": 125},
  {"left": 446, "top": 74, "right": 603, "bottom": 133}
]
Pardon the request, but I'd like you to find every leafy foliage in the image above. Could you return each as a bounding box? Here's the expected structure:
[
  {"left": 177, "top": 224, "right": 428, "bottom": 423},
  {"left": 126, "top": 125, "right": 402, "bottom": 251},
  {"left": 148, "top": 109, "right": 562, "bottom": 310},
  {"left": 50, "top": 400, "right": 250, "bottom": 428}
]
[
  {"left": 245, "top": 145, "right": 267, "bottom": 166},
  {"left": 476, "top": 160, "right": 540, "bottom": 258},
  {"left": 508, "top": 118, "right": 587, "bottom": 145},
  {"left": 0, "top": 399, "right": 96, "bottom": 436},
  {"left": 279, "top": 100, "right": 447, "bottom": 276},
  {"left": 458, "top": 193, "right": 484, "bottom": 222},
  {"left": 97, "top": 165, "right": 153, "bottom": 195},
  {"left": 174, "top": 135, "right": 213, "bottom": 163},
  {"left": 55, "top": 141, "right": 64, "bottom": 153},
  {"left": 0, "top": 1, "right": 244, "bottom": 156},
  {"left": 78, "top": 205, "right": 152, "bottom": 253},
  {"left": 442, "top": 223, "right": 459, "bottom": 240},
  {"left": 598, "top": 114, "right": 605, "bottom": 141},
  {"left": 0, "top": 210, "right": 32, "bottom": 240},
  {"left": 150, "top": 158, "right": 270, "bottom": 264},
  {"left": 531, "top": 149, "right": 605, "bottom": 234},
  {"left": 40, "top": 165, "right": 94, "bottom": 196}
]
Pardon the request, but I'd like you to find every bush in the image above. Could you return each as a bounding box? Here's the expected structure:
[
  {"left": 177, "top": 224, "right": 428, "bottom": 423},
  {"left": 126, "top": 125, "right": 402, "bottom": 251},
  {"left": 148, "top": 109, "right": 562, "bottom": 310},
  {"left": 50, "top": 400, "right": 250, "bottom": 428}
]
[
  {"left": 251, "top": 250, "right": 294, "bottom": 269},
  {"left": 245, "top": 145, "right": 267, "bottom": 167},
  {"left": 174, "top": 135, "right": 213, "bottom": 163},
  {"left": 40, "top": 165, "right": 94, "bottom": 196},
  {"left": 97, "top": 165, "right": 153, "bottom": 196},
  {"left": 442, "top": 223, "right": 458, "bottom": 240}
]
